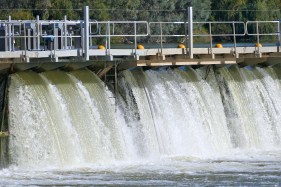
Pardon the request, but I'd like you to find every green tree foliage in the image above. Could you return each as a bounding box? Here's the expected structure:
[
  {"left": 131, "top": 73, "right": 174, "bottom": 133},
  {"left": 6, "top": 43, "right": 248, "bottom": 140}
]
[
  {"left": 9, "top": 10, "right": 34, "bottom": 20},
  {"left": 0, "top": 0, "right": 279, "bottom": 22},
  {"left": 0, "top": 0, "right": 280, "bottom": 43},
  {"left": 210, "top": 0, "right": 281, "bottom": 42},
  {"left": 175, "top": 0, "right": 211, "bottom": 21},
  {"left": 48, "top": 0, "right": 76, "bottom": 20}
]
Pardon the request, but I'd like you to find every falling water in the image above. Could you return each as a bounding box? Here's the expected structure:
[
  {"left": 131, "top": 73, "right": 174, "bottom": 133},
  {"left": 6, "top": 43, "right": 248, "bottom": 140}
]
[
  {"left": 8, "top": 70, "right": 130, "bottom": 167},
  {"left": 4, "top": 65, "right": 281, "bottom": 185}
]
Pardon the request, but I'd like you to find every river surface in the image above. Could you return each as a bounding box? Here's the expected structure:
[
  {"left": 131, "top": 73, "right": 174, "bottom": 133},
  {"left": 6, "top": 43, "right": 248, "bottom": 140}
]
[{"left": 1, "top": 151, "right": 281, "bottom": 186}]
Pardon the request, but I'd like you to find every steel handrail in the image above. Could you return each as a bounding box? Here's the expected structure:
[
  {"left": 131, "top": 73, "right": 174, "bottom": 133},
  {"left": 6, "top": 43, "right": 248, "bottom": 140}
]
[
  {"left": 93, "top": 21, "right": 149, "bottom": 37},
  {"left": 245, "top": 21, "right": 281, "bottom": 53},
  {"left": 246, "top": 21, "right": 280, "bottom": 35},
  {"left": 148, "top": 21, "right": 246, "bottom": 37},
  {"left": 194, "top": 21, "right": 246, "bottom": 36},
  {"left": 90, "top": 21, "right": 149, "bottom": 58},
  {"left": 149, "top": 22, "right": 188, "bottom": 37}
]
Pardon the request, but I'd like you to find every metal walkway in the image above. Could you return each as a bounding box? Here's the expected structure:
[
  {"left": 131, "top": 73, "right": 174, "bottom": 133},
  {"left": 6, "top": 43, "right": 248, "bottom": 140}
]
[{"left": 0, "top": 6, "right": 280, "bottom": 73}]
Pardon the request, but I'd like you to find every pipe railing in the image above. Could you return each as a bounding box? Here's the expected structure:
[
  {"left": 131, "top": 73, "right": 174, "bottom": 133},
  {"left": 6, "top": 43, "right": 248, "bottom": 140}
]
[
  {"left": 148, "top": 21, "right": 246, "bottom": 57},
  {"left": 91, "top": 21, "right": 149, "bottom": 58},
  {"left": 246, "top": 21, "right": 281, "bottom": 52},
  {"left": 194, "top": 21, "right": 246, "bottom": 57},
  {"left": 0, "top": 15, "right": 281, "bottom": 61},
  {"left": 246, "top": 21, "right": 280, "bottom": 36}
]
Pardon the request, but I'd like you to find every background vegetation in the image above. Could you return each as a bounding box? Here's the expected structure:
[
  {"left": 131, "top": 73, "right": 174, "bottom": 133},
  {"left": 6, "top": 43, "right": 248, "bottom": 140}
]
[{"left": 0, "top": 0, "right": 280, "bottom": 43}]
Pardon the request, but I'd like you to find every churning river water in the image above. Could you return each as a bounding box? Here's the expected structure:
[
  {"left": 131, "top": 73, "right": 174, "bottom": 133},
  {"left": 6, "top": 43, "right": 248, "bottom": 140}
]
[{"left": 2, "top": 65, "right": 281, "bottom": 186}]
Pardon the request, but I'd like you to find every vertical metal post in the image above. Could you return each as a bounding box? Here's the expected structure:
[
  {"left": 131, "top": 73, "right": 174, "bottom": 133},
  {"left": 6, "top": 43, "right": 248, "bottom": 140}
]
[
  {"left": 64, "top": 15, "right": 68, "bottom": 49},
  {"left": 27, "top": 28, "right": 30, "bottom": 50},
  {"left": 209, "top": 23, "right": 213, "bottom": 57},
  {"left": 70, "top": 33, "right": 73, "bottom": 48},
  {"left": 8, "top": 16, "right": 11, "bottom": 51},
  {"left": 233, "top": 21, "right": 237, "bottom": 57},
  {"left": 84, "top": 6, "right": 90, "bottom": 61},
  {"left": 108, "top": 22, "right": 111, "bottom": 56},
  {"left": 184, "top": 9, "right": 188, "bottom": 55},
  {"left": 188, "top": 7, "right": 193, "bottom": 59},
  {"left": 134, "top": 21, "right": 137, "bottom": 56},
  {"left": 53, "top": 24, "right": 57, "bottom": 50},
  {"left": 160, "top": 22, "right": 163, "bottom": 56},
  {"left": 23, "top": 23, "right": 27, "bottom": 61},
  {"left": 277, "top": 21, "right": 281, "bottom": 52},
  {"left": 105, "top": 22, "right": 108, "bottom": 55},
  {"left": 256, "top": 21, "right": 260, "bottom": 53},
  {"left": 112, "top": 23, "right": 115, "bottom": 35},
  {"left": 12, "top": 24, "right": 15, "bottom": 51},
  {"left": 106, "top": 21, "right": 111, "bottom": 57},
  {"left": 89, "top": 22, "right": 92, "bottom": 47},
  {"left": 36, "top": 15, "right": 40, "bottom": 50}
]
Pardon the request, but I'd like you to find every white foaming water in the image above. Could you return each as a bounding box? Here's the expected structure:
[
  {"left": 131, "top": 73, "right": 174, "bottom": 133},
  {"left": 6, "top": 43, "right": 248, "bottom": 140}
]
[
  {"left": 7, "top": 66, "right": 281, "bottom": 176},
  {"left": 217, "top": 66, "right": 281, "bottom": 149},
  {"left": 8, "top": 70, "right": 130, "bottom": 168},
  {"left": 119, "top": 68, "right": 231, "bottom": 158}
]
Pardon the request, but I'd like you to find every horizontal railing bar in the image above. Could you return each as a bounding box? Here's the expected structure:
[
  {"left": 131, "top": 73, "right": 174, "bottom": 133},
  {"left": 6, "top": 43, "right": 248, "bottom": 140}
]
[
  {"left": 97, "top": 21, "right": 148, "bottom": 23},
  {"left": 149, "top": 21, "right": 246, "bottom": 37},
  {"left": 246, "top": 21, "right": 280, "bottom": 36},
  {"left": 91, "top": 34, "right": 148, "bottom": 37},
  {"left": 0, "top": 35, "right": 82, "bottom": 38}
]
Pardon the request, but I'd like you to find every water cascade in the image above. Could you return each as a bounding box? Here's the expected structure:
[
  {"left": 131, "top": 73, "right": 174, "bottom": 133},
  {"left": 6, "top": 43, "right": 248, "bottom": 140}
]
[
  {"left": 7, "top": 66, "right": 281, "bottom": 168},
  {"left": 8, "top": 70, "right": 131, "bottom": 167}
]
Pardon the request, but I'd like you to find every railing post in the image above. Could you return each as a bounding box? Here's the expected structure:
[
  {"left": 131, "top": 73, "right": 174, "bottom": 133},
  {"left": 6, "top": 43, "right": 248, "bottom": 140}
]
[
  {"left": 256, "top": 22, "right": 260, "bottom": 54},
  {"left": 64, "top": 15, "right": 68, "bottom": 49},
  {"left": 209, "top": 22, "right": 213, "bottom": 58},
  {"left": 188, "top": 7, "right": 193, "bottom": 59},
  {"left": 84, "top": 6, "right": 90, "bottom": 61},
  {"left": 105, "top": 22, "right": 108, "bottom": 54},
  {"left": 8, "top": 16, "right": 11, "bottom": 52},
  {"left": 36, "top": 15, "right": 40, "bottom": 50},
  {"left": 11, "top": 22, "right": 15, "bottom": 51},
  {"left": 277, "top": 21, "right": 281, "bottom": 52},
  {"left": 233, "top": 21, "right": 237, "bottom": 57},
  {"left": 23, "top": 23, "right": 28, "bottom": 62},
  {"left": 134, "top": 21, "right": 137, "bottom": 57},
  {"left": 160, "top": 22, "right": 163, "bottom": 56},
  {"left": 106, "top": 21, "right": 111, "bottom": 57}
]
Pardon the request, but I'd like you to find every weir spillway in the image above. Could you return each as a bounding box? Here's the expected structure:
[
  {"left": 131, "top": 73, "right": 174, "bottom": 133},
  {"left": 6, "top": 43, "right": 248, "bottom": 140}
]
[
  {"left": 5, "top": 65, "right": 281, "bottom": 167},
  {"left": 1, "top": 6, "right": 281, "bottom": 169}
]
